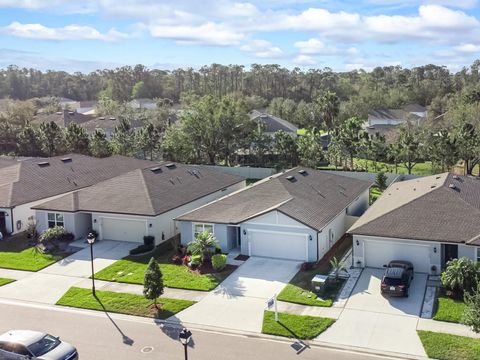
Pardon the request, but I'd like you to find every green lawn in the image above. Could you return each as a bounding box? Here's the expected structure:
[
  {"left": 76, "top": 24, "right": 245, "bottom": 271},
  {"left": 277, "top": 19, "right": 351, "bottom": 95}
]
[
  {"left": 433, "top": 296, "right": 466, "bottom": 323},
  {"left": 56, "top": 287, "right": 195, "bottom": 319},
  {"left": 0, "top": 234, "right": 69, "bottom": 271},
  {"left": 277, "top": 236, "right": 351, "bottom": 307},
  {"left": 370, "top": 186, "right": 383, "bottom": 204},
  {"left": 262, "top": 311, "right": 334, "bottom": 339},
  {"left": 95, "top": 245, "right": 235, "bottom": 291},
  {"left": 353, "top": 158, "right": 436, "bottom": 175},
  {"left": 418, "top": 331, "right": 480, "bottom": 360},
  {"left": 0, "top": 278, "right": 15, "bottom": 287}
]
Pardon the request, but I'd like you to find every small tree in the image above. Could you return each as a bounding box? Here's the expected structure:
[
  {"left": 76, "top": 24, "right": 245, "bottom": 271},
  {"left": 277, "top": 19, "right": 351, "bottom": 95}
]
[
  {"left": 441, "top": 257, "right": 480, "bottom": 298},
  {"left": 463, "top": 286, "right": 480, "bottom": 333},
  {"left": 188, "top": 231, "right": 219, "bottom": 263},
  {"left": 375, "top": 171, "right": 388, "bottom": 190},
  {"left": 330, "top": 256, "right": 347, "bottom": 281},
  {"left": 143, "top": 257, "right": 164, "bottom": 309}
]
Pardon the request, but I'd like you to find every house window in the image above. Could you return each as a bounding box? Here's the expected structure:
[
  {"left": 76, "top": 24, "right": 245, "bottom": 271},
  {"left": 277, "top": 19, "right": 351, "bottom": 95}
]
[
  {"left": 477, "top": 248, "right": 480, "bottom": 262},
  {"left": 194, "top": 223, "right": 213, "bottom": 237},
  {"left": 47, "top": 213, "right": 64, "bottom": 228}
]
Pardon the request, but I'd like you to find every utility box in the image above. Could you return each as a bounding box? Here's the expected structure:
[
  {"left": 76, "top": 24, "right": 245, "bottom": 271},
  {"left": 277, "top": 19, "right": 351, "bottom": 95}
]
[{"left": 311, "top": 274, "right": 329, "bottom": 293}]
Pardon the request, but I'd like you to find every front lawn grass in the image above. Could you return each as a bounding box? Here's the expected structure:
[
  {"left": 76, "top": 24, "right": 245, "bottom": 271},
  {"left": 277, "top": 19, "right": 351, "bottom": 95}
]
[
  {"left": 417, "top": 331, "right": 480, "bottom": 360},
  {"left": 95, "top": 244, "right": 235, "bottom": 291},
  {"left": 277, "top": 236, "right": 351, "bottom": 307},
  {"left": 262, "top": 311, "right": 334, "bottom": 339},
  {"left": 0, "top": 234, "right": 69, "bottom": 271},
  {"left": 56, "top": 287, "right": 195, "bottom": 319},
  {"left": 0, "top": 278, "right": 15, "bottom": 287},
  {"left": 433, "top": 295, "right": 466, "bottom": 323}
]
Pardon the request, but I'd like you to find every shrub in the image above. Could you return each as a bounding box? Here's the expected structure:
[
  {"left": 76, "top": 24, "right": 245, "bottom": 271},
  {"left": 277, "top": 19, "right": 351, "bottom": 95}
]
[
  {"left": 463, "top": 286, "right": 480, "bottom": 333},
  {"left": 188, "top": 231, "right": 219, "bottom": 263},
  {"left": 190, "top": 254, "right": 202, "bottom": 267},
  {"left": 38, "top": 226, "right": 74, "bottom": 251},
  {"left": 129, "top": 243, "right": 154, "bottom": 255},
  {"left": 212, "top": 254, "right": 227, "bottom": 271},
  {"left": 215, "top": 246, "right": 222, "bottom": 254},
  {"left": 143, "top": 236, "right": 155, "bottom": 246},
  {"left": 441, "top": 257, "right": 480, "bottom": 297},
  {"left": 171, "top": 254, "right": 182, "bottom": 265}
]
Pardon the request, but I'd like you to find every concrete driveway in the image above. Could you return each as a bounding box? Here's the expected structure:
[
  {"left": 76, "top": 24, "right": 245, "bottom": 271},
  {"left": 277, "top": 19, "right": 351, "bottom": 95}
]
[
  {"left": 317, "top": 268, "right": 428, "bottom": 357},
  {"left": 172, "top": 257, "right": 301, "bottom": 333},
  {"left": 0, "top": 240, "right": 137, "bottom": 304}
]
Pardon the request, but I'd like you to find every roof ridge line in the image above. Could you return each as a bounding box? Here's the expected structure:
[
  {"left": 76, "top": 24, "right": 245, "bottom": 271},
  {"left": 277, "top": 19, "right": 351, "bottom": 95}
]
[{"left": 139, "top": 169, "right": 156, "bottom": 215}]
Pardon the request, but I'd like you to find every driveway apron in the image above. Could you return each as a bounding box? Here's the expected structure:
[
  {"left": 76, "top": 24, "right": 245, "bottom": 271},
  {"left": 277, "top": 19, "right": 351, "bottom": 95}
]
[
  {"left": 171, "top": 257, "right": 301, "bottom": 333},
  {"left": 316, "top": 268, "right": 428, "bottom": 357},
  {"left": 0, "top": 240, "right": 137, "bottom": 304}
]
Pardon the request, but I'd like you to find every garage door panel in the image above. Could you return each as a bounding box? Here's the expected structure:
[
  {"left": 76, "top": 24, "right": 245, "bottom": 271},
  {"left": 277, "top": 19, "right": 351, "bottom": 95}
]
[
  {"left": 249, "top": 230, "right": 306, "bottom": 261},
  {"left": 364, "top": 240, "right": 430, "bottom": 273},
  {"left": 102, "top": 218, "right": 146, "bottom": 242}
]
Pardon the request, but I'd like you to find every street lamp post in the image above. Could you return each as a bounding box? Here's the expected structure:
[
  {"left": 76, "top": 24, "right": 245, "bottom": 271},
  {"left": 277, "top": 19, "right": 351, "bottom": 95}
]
[
  {"left": 86, "top": 232, "right": 96, "bottom": 296},
  {"left": 179, "top": 328, "right": 192, "bottom": 360}
]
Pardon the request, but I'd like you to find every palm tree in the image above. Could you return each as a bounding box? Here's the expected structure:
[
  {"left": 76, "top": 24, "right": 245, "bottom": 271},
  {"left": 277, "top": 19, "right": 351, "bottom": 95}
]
[
  {"left": 330, "top": 256, "right": 347, "bottom": 281},
  {"left": 188, "top": 231, "right": 219, "bottom": 263}
]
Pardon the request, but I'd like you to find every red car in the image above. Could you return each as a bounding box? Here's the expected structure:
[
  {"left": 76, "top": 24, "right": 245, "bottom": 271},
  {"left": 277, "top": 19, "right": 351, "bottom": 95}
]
[{"left": 381, "top": 260, "right": 414, "bottom": 297}]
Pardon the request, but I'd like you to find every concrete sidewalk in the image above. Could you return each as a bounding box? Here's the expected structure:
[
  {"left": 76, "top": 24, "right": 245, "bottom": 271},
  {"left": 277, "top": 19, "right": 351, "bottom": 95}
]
[
  {"left": 417, "top": 318, "right": 480, "bottom": 339},
  {"left": 75, "top": 279, "right": 207, "bottom": 302},
  {"left": 0, "top": 268, "right": 33, "bottom": 280}
]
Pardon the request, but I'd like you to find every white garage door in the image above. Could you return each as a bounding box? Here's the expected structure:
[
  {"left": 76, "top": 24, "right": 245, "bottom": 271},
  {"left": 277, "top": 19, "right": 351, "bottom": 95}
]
[
  {"left": 364, "top": 240, "right": 431, "bottom": 273},
  {"left": 101, "top": 218, "right": 146, "bottom": 242},
  {"left": 249, "top": 230, "right": 307, "bottom": 261}
]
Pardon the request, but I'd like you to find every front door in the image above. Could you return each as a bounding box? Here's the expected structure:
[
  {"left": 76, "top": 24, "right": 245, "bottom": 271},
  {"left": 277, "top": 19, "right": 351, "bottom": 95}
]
[
  {"left": 443, "top": 244, "right": 458, "bottom": 268},
  {"left": 0, "top": 212, "right": 6, "bottom": 234}
]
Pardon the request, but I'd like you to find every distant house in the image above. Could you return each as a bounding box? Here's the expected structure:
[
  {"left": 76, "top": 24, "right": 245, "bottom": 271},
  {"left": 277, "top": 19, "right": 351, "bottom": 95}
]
[
  {"left": 31, "top": 110, "right": 143, "bottom": 138},
  {"left": 128, "top": 98, "right": 157, "bottom": 110},
  {"left": 76, "top": 100, "right": 97, "bottom": 115},
  {"left": 57, "top": 97, "right": 79, "bottom": 110},
  {"left": 364, "top": 104, "right": 427, "bottom": 139},
  {"left": 250, "top": 110, "right": 298, "bottom": 137}
]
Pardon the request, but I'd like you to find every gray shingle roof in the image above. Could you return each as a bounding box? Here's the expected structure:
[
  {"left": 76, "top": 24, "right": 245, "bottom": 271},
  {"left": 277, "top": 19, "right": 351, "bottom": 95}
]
[
  {"left": 250, "top": 110, "right": 298, "bottom": 133},
  {"left": 349, "top": 173, "right": 480, "bottom": 245},
  {"left": 177, "top": 168, "right": 372, "bottom": 231},
  {"left": 0, "top": 154, "right": 159, "bottom": 207},
  {"left": 33, "top": 163, "right": 244, "bottom": 216}
]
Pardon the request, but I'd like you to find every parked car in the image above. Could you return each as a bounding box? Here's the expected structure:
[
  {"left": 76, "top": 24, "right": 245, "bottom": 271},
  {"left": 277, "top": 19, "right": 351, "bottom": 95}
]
[
  {"left": 0, "top": 330, "right": 78, "bottom": 360},
  {"left": 380, "top": 260, "right": 414, "bottom": 297}
]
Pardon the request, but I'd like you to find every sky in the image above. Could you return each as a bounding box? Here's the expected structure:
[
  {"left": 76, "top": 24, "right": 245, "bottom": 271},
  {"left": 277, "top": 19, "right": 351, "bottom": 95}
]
[{"left": 0, "top": 0, "right": 479, "bottom": 73}]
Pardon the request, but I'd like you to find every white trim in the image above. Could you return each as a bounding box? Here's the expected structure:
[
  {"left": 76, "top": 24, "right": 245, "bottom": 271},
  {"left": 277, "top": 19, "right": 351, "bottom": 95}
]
[{"left": 46, "top": 212, "right": 64, "bottom": 228}]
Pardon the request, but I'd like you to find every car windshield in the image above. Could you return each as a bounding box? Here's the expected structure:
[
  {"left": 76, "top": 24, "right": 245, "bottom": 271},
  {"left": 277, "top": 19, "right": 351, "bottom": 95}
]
[
  {"left": 384, "top": 277, "right": 403, "bottom": 286},
  {"left": 27, "top": 335, "right": 60, "bottom": 356}
]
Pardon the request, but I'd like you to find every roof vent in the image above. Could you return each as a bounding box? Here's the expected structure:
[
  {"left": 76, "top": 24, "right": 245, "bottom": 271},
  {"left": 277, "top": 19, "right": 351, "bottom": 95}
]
[
  {"left": 68, "top": 111, "right": 74, "bottom": 115},
  {"left": 449, "top": 184, "right": 456, "bottom": 189},
  {"left": 37, "top": 161, "right": 50, "bottom": 167},
  {"left": 260, "top": 114, "right": 268, "bottom": 118},
  {"left": 436, "top": 175, "right": 441, "bottom": 179},
  {"left": 298, "top": 169, "right": 307, "bottom": 175},
  {"left": 61, "top": 157, "right": 72, "bottom": 163},
  {"left": 150, "top": 166, "right": 162, "bottom": 174},
  {"left": 99, "top": 117, "right": 105, "bottom": 120},
  {"left": 56, "top": 111, "right": 62, "bottom": 115},
  {"left": 165, "top": 163, "right": 176, "bottom": 169},
  {"left": 430, "top": 185, "right": 436, "bottom": 189},
  {"left": 286, "top": 175, "right": 296, "bottom": 182},
  {"left": 109, "top": 117, "right": 116, "bottom": 121}
]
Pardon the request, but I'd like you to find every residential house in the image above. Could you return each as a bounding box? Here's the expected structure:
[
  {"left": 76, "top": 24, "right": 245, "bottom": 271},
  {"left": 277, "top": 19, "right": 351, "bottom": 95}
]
[
  {"left": 0, "top": 154, "right": 158, "bottom": 235},
  {"left": 250, "top": 110, "right": 298, "bottom": 137},
  {"left": 349, "top": 173, "right": 480, "bottom": 274},
  {"left": 364, "top": 104, "right": 427, "bottom": 139},
  {"left": 33, "top": 162, "right": 245, "bottom": 245},
  {"left": 177, "top": 168, "right": 371, "bottom": 262},
  {"left": 128, "top": 98, "right": 157, "bottom": 110}
]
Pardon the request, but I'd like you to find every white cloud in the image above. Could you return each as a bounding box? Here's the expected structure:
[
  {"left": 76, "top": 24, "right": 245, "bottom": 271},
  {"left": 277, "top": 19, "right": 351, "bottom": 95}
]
[
  {"left": 148, "top": 22, "right": 244, "bottom": 46},
  {"left": 294, "top": 38, "right": 357, "bottom": 55},
  {"left": 240, "top": 39, "right": 283, "bottom": 58},
  {"left": 293, "top": 54, "right": 317, "bottom": 65},
  {"left": 0, "top": 22, "right": 128, "bottom": 41},
  {"left": 454, "top": 43, "right": 480, "bottom": 53}
]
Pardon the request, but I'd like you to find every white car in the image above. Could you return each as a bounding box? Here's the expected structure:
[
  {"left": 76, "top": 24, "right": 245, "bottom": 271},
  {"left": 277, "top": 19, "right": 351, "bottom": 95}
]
[{"left": 0, "top": 330, "right": 78, "bottom": 360}]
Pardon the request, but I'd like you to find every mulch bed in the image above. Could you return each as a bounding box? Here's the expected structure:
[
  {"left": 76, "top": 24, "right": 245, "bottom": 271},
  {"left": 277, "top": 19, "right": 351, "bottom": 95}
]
[
  {"left": 189, "top": 262, "right": 237, "bottom": 275},
  {"left": 234, "top": 254, "right": 250, "bottom": 261}
]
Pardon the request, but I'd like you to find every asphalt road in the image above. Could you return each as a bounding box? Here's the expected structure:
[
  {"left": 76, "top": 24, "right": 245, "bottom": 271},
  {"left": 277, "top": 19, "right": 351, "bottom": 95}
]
[{"left": 0, "top": 301, "right": 398, "bottom": 360}]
